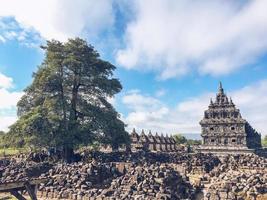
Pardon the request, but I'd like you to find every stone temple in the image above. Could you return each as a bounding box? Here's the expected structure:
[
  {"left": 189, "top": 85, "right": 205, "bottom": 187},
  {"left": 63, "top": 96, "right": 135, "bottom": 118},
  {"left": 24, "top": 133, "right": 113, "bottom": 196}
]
[
  {"left": 199, "top": 82, "right": 262, "bottom": 154},
  {"left": 130, "top": 129, "right": 177, "bottom": 152}
]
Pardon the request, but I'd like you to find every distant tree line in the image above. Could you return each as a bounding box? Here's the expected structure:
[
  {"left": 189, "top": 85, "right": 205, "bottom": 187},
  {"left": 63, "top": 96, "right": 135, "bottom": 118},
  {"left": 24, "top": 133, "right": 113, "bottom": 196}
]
[
  {"left": 262, "top": 135, "right": 267, "bottom": 147},
  {"left": 173, "top": 134, "right": 202, "bottom": 146}
]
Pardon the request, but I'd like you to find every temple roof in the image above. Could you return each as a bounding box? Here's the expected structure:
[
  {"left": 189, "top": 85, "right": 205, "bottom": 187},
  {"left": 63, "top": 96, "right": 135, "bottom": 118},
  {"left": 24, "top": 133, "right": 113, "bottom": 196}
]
[
  {"left": 147, "top": 130, "right": 156, "bottom": 142},
  {"left": 130, "top": 130, "right": 177, "bottom": 145},
  {"left": 154, "top": 132, "right": 162, "bottom": 143},
  {"left": 140, "top": 129, "right": 148, "bottom": 142},
  {"left": 214, "top": 82, "right": 231, "bottom": 106},
  {"left": 131, "top": 128, "right": 139, "bottom": 137},
  {"left": 130, "top": 128, "right": 140, "bottom": 142},
  {"left": 165, "top": 134, "right": 172, "bottom": 144},
  {"left": 160, "top": 133, "right": 167, "bottom": 144},
  {"left": 200, "top": 82, "right": 246, "bottom": 124}
]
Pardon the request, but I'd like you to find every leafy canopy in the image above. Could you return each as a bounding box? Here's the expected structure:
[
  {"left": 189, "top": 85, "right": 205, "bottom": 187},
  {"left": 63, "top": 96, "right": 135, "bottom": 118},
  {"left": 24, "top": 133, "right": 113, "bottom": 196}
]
[
  {"left": 6, "top": 38, "right": 129, "bottom": 151},
  {"left": 173, "top": 134, "right": 187, "bottom": 144}
]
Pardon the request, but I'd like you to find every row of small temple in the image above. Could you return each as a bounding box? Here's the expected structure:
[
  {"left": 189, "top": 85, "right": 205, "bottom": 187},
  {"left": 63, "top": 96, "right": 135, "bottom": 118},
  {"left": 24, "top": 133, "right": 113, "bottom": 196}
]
[{"left": 130, "top": 128, "right": 178, "bottom": 151}]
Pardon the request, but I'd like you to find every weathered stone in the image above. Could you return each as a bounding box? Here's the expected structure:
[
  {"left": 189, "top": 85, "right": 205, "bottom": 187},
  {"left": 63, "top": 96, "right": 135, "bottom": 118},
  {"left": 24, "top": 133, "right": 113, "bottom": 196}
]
[{"left": 199, "top": 82, "right": 262, "bottom": 154}]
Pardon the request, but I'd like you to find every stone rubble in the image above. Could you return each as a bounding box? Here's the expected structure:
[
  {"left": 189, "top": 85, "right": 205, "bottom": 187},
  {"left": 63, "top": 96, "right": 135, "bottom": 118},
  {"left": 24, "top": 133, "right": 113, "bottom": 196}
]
[
  {"left": 0, "top": 152, "right": 266, "bottom": 200},
  {"left": 0, "top": 160, "right": 51, "bottom": 183},
  {"left": 204, "top": 154, "right": 267, "bottom": 200},
  {"left": 37, "top": 162, "right": 198, "bottom": 200},
  {"left": 205, "top": 170, "right": 267, "bottom": 200},
  {"left": 80, "top": 151, "right": 220, "bottom": 173},
  {"left": 96, "top": 163, "right": 197, "bottom": 200}
]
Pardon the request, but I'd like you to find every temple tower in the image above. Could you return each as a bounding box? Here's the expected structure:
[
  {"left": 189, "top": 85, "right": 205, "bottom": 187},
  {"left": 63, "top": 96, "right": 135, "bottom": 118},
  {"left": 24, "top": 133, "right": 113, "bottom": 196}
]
[{"left": 199, "top": 82, "right": 262, "bottom": 154}]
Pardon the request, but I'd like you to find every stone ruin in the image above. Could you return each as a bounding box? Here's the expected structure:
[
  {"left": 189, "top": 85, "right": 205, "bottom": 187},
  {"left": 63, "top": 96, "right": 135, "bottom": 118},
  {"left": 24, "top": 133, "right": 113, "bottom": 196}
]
[
  {"left": 203, "top": 154, "right": 267, "bottom": 200},
  {"left": 1, "top": 151, "right": 266, "bottom": 199},
  {"left": 0, "top": 152, "right": 220, "bottom": 199},
  {"left": 1, "top": 82, "right": 266, "bottom": 200},
  {"left": 199, "top": 82, "right": 262, "bottom": 155},
  {"left": 130, "top": 129, "right": 177, "bottom": 152}
]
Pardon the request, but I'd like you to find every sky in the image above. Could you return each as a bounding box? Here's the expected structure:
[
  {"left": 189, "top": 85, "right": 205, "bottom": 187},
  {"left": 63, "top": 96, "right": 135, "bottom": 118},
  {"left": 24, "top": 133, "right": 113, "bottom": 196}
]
[{"left": 1, "top": 0, "right": 267, "bottom": 137}]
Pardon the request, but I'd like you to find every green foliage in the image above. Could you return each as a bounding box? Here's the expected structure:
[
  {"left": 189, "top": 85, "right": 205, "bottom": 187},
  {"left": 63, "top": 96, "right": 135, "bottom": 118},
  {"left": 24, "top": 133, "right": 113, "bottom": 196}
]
[
  {"left": 173, "top": 134, "right": 202, "bottom": 145},
  {"left": 173, "top": 134, "right": 187, "bottom": 144},
  {"left": 186, "top": 139, "right": 202, "bottom": 145},
  {"left": 262, "top": 135, "right": 267, "bottom": 147},
  {"left": 0, "top": 131, "right": 5, "bottom": 148},
  {"left": 6, "top": 38, "right": 129, "bottom": 156}
]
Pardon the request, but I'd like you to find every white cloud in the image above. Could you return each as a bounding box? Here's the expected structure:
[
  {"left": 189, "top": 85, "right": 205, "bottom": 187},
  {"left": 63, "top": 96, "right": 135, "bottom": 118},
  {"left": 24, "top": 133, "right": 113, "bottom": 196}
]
[
  {"left": 0, "top": 35, "right": 6, "bottom": 43},
  {"left": 231, "top": 80, "right": 267, "bottom": 135},
  {"left": 0, "top": 17, "right": 43, "bottom": 47},
  {"left": 122, "top": 80, "right": 267, "bottom": 136},
  {"left": 0, "top": 0, "right": 115, "bottom": 41},
  {"left": 0, "top": 116, "right": 17, "bottom": 131},
  {"left": 122, "top": 90, "right": 205, "bottom": 134},
  {"left": 0, "top": 73, "right": 13, "bottom": 89},
  {"left": 0, "top": 73, "right": 23, "bottom": 131},
  {"left": 107, "top": 96, "right": 116, "bottom": 106},
  {"left": 155, "top": 89, "right": 166, "bottom": 97},
  {"left": 122, "top": 92, "right": 164, "bottom": 112},
  {"left": 0, "top": 88, "right": 23, "bottom": 110},
  {"left": 116, "top": 0, "right": 267, "bottom": 79}
]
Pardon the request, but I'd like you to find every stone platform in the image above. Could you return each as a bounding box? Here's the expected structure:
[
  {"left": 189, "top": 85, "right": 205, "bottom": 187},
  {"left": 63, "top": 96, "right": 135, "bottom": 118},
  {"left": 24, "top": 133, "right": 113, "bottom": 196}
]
[{"left": 197, "top": 145, "right": 257, "bottom": 155}]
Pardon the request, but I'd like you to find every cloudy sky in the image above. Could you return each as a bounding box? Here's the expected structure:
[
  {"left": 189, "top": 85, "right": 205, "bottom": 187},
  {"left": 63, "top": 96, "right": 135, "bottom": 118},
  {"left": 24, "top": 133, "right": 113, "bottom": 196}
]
[{"left": 1, "top": 0, "right": 267, "bottom": 137}]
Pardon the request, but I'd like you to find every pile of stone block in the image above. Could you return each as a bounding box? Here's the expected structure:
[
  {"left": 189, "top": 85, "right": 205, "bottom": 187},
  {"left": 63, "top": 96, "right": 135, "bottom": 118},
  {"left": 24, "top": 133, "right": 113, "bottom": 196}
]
[{"left": 0, "top": 160, "right": 51, "bottom": 183}]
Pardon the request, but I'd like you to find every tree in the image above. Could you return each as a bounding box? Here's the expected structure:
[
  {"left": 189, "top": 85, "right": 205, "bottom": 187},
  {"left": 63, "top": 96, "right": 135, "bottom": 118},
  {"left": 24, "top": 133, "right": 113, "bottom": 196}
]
[
  {"left": 262, "top": 135, "right": 267, "bottom": 147},
  {"left": 186, "top": 139, "right": 202, "bottom": 146},
  {"left": 173, "top": 134, "right": 202, "bottom": 146},
  {"left": 0, "top": 131, "right": 5, "bottom": 148},
  {"left": 7, "top": 38, "right": 129, "bottom": 162},
  {"left": 173, "top": 134, "right": 187, "bottom": 144}
]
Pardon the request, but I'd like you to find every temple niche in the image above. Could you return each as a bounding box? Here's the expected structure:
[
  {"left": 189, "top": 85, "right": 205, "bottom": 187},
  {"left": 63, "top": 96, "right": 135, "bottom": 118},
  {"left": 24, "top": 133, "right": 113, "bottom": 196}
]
[
  {"left": 130, "top": 129, "right": 177, "bottom": 152},
  {"left": 199, "top": 82, "right": 262, "bottom": 154}
]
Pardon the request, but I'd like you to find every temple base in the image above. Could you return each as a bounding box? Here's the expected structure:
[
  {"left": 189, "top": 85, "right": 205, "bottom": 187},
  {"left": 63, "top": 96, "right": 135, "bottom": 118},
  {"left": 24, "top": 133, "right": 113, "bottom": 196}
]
[{"left": 197, "top": 145, "right": 257, "bottom": 155}]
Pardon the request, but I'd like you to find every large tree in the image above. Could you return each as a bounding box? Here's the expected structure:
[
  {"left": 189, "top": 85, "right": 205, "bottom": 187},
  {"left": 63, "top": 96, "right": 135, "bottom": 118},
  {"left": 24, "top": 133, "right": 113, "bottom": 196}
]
[{"left": 7, "top": 38, "right": 129, "bottom": 162}]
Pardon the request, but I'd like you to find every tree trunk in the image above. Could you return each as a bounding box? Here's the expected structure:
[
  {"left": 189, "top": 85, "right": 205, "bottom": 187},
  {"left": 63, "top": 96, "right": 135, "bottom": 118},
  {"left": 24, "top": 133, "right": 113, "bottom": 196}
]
[
  {"left": 70, "top": 72, "right": 81, "bottom": 122},
  {"left": 112, "top": 144, "right": 119, "bottom": 152},
  {"left": 59, "top": 64, "right": 68, "bottom": 132},
  {"left": 62, "top": 146, "right": 74, "bottom": 163}
]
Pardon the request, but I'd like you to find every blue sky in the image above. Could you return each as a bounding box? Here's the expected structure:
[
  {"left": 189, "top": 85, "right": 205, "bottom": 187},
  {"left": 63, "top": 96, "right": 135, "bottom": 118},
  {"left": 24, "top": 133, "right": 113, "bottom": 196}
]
[{"left": 1, "top": 0, "right": 267, "bottom": 136}]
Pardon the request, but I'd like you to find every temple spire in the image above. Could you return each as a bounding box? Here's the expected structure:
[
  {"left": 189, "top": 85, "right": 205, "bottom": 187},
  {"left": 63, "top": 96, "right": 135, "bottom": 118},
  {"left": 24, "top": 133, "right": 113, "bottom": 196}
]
[
  {"left": 230, "top": 97, "right": 234, "bottom": 105},
  {"left": 218, "top": 81, "right": 224, "bottom": 94},
  {"left": 210, "top": 98, "right": 213, "bottom": 105},
  {"left": 141, "top": 129, "right": 145, "bottom": 135}
]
